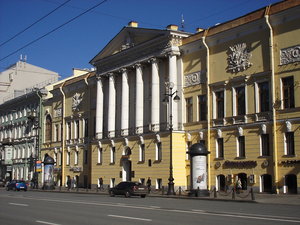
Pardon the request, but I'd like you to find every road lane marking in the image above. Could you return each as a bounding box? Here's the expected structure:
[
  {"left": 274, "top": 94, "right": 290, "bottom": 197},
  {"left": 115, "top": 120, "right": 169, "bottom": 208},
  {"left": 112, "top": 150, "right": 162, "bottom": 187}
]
[
  {"left": 36, "top": 220, "right": 61, "bottom": 225},
  {"left": 4, "top": 195, "right": 300, "bottom": 224},
  {"left": 9, "top": 203, "right": 28, "bottom": 207},
  {"left": 108, "top": 214, "right": 152, "bottom": 221}
]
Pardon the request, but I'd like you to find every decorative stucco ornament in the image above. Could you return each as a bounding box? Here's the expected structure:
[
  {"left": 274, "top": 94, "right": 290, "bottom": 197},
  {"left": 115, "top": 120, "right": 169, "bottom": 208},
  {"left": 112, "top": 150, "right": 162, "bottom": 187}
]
[
  {"left": 72, "top": 93, "right": 83, "bottom": 111},
  {"left": 227, "top": 43, "right": 252, "bottom": 73}
]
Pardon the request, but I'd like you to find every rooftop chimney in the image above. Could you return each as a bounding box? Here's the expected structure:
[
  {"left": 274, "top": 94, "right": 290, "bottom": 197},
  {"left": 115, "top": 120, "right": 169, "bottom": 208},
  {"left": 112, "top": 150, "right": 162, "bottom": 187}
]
[
  {"left": 128, "top": 21, "right": 138, "bottom": 28},
  {"left": 166, "top": 24, "right": 178, "bottom": 31},
  {"left": 196, "top": 28, "right": 204, "bottom": 33}
]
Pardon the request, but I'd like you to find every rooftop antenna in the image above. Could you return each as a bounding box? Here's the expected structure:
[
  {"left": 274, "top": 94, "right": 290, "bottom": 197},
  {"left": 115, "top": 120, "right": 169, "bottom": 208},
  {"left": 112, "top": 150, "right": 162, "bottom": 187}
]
[{"left": 181, "top": 14, "right": 185, "bottom": 31}]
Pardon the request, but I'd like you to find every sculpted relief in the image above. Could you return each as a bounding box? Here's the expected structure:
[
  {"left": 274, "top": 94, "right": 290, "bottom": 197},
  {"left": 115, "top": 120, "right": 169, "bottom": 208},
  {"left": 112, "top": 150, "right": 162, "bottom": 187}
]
[{"left": 227, "top": 43, "right": 252, "bottom": 73}]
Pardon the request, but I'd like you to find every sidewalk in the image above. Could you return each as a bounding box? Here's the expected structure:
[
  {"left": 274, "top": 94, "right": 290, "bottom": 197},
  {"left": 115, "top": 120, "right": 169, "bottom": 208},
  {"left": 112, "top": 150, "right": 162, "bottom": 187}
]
[{"left": 15, "top": 187, "right": 300, "bottom": 206}]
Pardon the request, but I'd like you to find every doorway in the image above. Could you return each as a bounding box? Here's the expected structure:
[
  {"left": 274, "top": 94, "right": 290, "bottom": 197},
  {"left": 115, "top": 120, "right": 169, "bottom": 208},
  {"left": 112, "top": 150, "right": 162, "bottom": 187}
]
[
  {"left": 261, "top": 174, "right": 272, "bottom": 193},
  {"left": 122, "top": 160, "right": 132, "bottom": 181},
  {"left": 285, "top": 174, "right": 297, "bottom": 194},
  {"left": 217, "top": 174, "right": 226, "bottom": 191},
  {"left": 238, "top": 173, "right": 247, "bottom": 190}
]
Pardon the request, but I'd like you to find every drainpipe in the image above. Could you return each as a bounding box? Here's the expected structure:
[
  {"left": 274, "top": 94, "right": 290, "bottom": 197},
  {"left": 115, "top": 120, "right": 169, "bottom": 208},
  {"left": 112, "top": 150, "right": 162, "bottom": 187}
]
[
  {"left": 202, "top": 29, "right": 211, "bottom": 190},
  {"left": 59, "top": 82, "right": 66, "bottom": 187},
  {"left": 265, "top": 7, "right": 279, "bottom": 194}
]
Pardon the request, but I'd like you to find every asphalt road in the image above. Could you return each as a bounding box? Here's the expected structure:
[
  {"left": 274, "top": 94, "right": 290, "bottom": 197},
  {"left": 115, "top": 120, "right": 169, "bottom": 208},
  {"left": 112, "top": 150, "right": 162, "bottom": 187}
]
[{"left": 0, "top": 190, "right": 299, "bottom": 225}]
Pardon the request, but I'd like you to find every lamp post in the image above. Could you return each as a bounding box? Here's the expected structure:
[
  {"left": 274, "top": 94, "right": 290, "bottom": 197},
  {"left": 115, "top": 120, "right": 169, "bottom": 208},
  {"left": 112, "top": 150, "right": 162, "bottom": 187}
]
[
  {"left": 163, "top": 82, "right": 180, "bottom": 195},
  {"left": 27, "top": 109, "right": 39, "bottom": 189}
]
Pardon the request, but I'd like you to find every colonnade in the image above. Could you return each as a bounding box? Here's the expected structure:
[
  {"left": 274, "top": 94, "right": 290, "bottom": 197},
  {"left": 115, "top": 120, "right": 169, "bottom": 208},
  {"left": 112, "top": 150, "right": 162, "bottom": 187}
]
[{"left": 95, "top": 51, "right": 181, "bottom": 139}]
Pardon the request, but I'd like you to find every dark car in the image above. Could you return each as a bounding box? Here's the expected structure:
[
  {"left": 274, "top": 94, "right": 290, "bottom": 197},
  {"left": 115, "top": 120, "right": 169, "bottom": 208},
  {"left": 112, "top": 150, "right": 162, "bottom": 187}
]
[
  {"left": 6, "top": 180, "right": 27, "bottom": 191},
  {"left": 109, "top": 181, "right": 147, "bottom": 198}
]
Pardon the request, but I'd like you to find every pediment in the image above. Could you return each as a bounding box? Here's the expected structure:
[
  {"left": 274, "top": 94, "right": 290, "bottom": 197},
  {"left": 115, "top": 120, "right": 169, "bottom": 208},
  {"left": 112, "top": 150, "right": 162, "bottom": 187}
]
[{"left": 90, "top": 27, "right": 169, "bottom": 64}]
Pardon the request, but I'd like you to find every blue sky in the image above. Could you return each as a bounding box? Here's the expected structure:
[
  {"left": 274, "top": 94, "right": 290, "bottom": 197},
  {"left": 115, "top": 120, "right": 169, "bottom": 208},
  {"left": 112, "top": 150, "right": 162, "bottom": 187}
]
[{"left": 0, "top": 0, "right": 281, "bottom": 79}]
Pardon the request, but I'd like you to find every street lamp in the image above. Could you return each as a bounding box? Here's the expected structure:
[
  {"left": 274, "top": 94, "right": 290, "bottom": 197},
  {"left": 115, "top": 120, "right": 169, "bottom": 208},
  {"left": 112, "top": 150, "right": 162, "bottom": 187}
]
[
  {"left": 163, "top": 82, "right": 180, "bottom": 195},
  {"left": 27, "top": 109, "right": 39, "bottom": 188}
]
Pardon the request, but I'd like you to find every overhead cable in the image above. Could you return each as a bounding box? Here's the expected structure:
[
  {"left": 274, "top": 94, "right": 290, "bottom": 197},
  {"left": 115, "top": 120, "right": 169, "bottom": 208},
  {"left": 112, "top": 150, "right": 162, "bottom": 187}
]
[
  {"left": 0, "top": 0, "right": 109, "bottom": 62},
  {"left": 0, "top": 0, "right": 72, "bottom": 48}
]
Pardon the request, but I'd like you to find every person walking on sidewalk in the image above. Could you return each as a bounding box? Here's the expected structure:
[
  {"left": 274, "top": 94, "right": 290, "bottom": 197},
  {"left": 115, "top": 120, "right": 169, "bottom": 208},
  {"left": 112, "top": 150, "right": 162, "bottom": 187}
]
[{"left": 146, "top": 177, "right": 151, "bottom": 193}]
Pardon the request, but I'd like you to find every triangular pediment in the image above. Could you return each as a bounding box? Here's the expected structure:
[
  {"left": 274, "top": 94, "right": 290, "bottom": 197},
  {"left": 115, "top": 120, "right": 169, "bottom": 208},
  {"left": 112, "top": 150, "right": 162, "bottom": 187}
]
[{"left": 90, "top": 27, "right": 170, "bottom": 64}]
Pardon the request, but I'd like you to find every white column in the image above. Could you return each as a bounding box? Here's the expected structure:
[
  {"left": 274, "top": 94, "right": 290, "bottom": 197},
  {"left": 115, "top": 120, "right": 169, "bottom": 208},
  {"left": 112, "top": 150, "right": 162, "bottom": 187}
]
[
  {"left": 108, "top": 73, "right": 116, "bottom": 137},
  {"left": 95, "top": 76, "right": 103, "bottom": 139},
  {"left": 151, "top": 58, "right": 160, "bottom": 131},
  {"left": 135, "top": 63, "right": 143, "bottom": 133},
  {"left": 121, "top": 68, "right": 129, "bottom": 136},
  {"left": 169, "top": 53, "right": 178, "bottom": 129}
]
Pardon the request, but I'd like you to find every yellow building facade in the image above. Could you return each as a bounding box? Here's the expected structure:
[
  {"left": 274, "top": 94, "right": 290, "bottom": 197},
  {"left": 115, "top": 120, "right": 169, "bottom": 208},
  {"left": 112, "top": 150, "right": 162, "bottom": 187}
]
[{"left": 181, "top": 0, "right": 300, "bottom": 193}]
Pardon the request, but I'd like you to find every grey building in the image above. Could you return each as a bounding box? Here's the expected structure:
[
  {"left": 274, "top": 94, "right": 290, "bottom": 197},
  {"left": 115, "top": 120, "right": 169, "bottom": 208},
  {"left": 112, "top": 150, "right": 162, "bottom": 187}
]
[{"left": 0, "top": 59, "right": 59, "bottom": 104}]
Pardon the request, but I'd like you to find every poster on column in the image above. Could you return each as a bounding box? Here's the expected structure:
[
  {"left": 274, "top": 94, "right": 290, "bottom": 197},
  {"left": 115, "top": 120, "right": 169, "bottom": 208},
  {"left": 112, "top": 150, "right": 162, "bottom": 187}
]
[{"left": 192, "top": 155, "right": 207, "bottom": 190}]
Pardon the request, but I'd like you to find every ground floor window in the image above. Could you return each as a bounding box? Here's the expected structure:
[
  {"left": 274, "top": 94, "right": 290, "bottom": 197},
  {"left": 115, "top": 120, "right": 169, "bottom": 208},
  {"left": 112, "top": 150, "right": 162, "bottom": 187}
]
[
  {"left": 285, "top": 174, "right": 297, "bottom": 194},
  {"left": 261, "top": 174, "right": 272, "bottom": 193},
  {"left": 156, "top": 178, "right": 162, "bottom": 189}
]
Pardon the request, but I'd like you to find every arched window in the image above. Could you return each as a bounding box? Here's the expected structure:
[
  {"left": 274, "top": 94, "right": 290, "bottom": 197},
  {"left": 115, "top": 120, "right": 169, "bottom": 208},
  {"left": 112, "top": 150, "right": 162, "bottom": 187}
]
[{"left": 45, "top": 115, "right": 52, "bottom": 142}]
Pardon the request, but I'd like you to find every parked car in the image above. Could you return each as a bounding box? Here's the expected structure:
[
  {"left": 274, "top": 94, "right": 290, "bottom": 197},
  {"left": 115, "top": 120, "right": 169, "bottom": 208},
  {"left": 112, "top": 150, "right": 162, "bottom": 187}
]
[
  {"left": 109, "top": 181, "right": 147, "bottom": 198},
  {"left": 6, "top": 180, "right": 27, "bottom": 191}
]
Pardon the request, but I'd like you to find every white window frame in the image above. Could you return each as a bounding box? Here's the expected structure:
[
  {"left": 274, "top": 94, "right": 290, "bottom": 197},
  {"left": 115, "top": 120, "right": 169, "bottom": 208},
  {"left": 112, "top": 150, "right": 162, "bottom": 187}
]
[
  {"left": 110, "top": 147, "right": 115, "bottom": 164},
  {"left": 139, "top": 144, "right": 145, "bottom": 162},
  {"left": 155, "top": 142, "right": 162, "bottom": 161},
  {"left": 75, "top": 151, "right": 78, "bottom": 165},
  {"left": 67, "top": 151, "right": 70, "bottom": 165},
  {"left": 212, "top": 88, "right": 226, "bottom": 119},
  {"left": 98, "top": 147, "right": 102, "bottom": 164}
]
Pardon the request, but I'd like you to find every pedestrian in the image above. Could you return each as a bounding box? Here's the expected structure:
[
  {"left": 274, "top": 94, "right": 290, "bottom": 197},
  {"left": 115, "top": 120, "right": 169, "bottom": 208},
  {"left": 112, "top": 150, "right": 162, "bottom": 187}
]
[
  {"left": 99, "top": 177, "right": 103, "bottom": 190},
  {"left": 236, "top": 178, "right": 242, "bottom": 193},
  {"left": 146, "top": 177, "right": 151, "bottom": 193}
]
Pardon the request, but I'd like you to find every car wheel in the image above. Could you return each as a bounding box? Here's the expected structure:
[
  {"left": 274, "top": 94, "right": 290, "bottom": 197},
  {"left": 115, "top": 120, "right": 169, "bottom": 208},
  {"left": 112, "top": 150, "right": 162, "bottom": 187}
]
[
  {"left": 141, "top": 194, "right": 146, "bottom": 198},
  {"left": 125, "top": 191, "right": 131, "bottom": 198},
  {"left": 109, "top": 191, "right": 115, "bottom": 197}
]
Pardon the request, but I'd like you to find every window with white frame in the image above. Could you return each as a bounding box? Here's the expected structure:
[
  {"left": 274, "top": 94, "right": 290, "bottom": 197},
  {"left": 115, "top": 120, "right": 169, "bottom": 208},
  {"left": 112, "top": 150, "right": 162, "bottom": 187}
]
[
  {"left": 256, "top": 81, "right": 270, "bottom": 112},
  {"left": 233, "top": 86, "right": 246, "bottom": 116},
  {"left": 216, "top": 138, "right": 224, "bottom": 158},
  {"left": 282, "top": 76, "right": 295, "bottom": 109},
  {"left": 110, "top": 146, "right": 115, "bottom": 164},
  {"left": 55, "top": 124, "right": 59, "bottom": 142},
  {"left": 284, "top": 132, "right": 295, "bottom": 156},
  {"left": 75, "top": 151, "right": 78, "bottom": 165},
  {"left": 214, "top": 90, "right": 225, "bottom": 119},
  {"left": 260, "top": 134, "right": 270, "bottom": 156},
  {"left": 67, "top": 151, "right": 70, "bottom": 165},
  {"left": 98, "top": 147, "right": 103, "bottom": 164},
  {"left": 75, "top": 120, "right": 80, "bottom": 139},
  {"left": 155, "top": 142, "right": 162, "bottom": 161},
  {"left": 110, "top": 178, "right": 115, "bottom": 187},
  {"left": 139, "top": 144, "right": 145, "bottom": 162},
  {"left": 237, "top": 136, "right": 245, "bottom": 158},
  {"left": 156, "top": 178, "right": 162, "bottom": 189}
]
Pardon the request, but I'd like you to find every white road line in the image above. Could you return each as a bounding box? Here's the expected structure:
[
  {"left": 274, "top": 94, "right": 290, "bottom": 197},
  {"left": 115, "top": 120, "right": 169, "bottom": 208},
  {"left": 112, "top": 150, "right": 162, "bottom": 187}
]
[
  {"left": 36, "top": 220, "right": 61, "bottom": 225},
  {"left": 9, "top": 203, "right": 28, "bottom": 207},
  {"left": 5, "top": 196, "right": 300, "bottom": 224},
  {"left": 108, "top": 214, "right": 152, "bottom": 222}
]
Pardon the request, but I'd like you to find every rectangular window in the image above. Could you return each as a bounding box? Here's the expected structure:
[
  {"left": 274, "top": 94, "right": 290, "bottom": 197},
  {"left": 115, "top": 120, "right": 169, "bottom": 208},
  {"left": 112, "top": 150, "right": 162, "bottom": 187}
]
[
  {"left": 282, "top": 76, "right": 295, "bottom": 109},
  {"left": 186, "top": 97, "right": 193, "bottom": 123},
  {"left": 110, "top": 147, "right": 115, "bottom": 164},
  {"left": 67, "top": 122, "right": 71, "bottom": 140},
  {"left": 261, "top": 134, "right": 270, "bottom": 156},
  {"left": 198, "top": 95, "right": 207, "bottom": 121},
  {"left": 84, "top": 118, "right": 89, "bottom": 138},
  {"left": 235, "top": 86, "right": 245, "bottom": 115},
  {"left": 98, "top": 147, "right": 102, "bottom": 164},
  {"left": 285, "top": 132, "right": 295, "bottom": 155},
  {"left": 156, "top": 142, "right": 162, "bottom": 161},
  {"left": 67, "top": 152, "right": 70, "bottom": 165},
  {"left": 156, "top": 178, "right": 162, "bottom": 189},
  {"left": 258, "top": 82, "right": 270, "bottom": 112},
  {"left": 75, "top": 120, "right": 80, "bottom": 139},
  {"left": 216, "top": 138, "right": 224, "bottom": 158},
  {"left": 215, "top": 91, "right": 224, "bottom": 119},
  {"left": 139, "top": 144, "right": 145, "bottom": 162},
  {"left": 238, "top": 136, "right": 245, "bottom": 158},
  {"left": 75, "top": 151, "right": 78, "bottom": 165}
]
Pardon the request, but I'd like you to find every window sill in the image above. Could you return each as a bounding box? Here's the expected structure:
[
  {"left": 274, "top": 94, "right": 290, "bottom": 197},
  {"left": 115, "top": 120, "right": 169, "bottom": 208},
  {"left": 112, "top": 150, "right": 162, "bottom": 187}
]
[
  {"left": 282, "top": 155, "right": 296, "bottom": 158},
  {"left": 137, "top": 161, "right": 145, "bottom": 164},
  {"left": 235, "top": 157, "right": 246, "bottom": 160},
  {"left": 258, "top": 155, "right": 271, "bottom": 158},
  {"left": 215, "top": 157, "right": 224, "bottom": 160},
  {"left": 109, "top": 162, "right": 115, "bottom": 165},
  {"left": 153, "top": 160, "right": 162, "bottom": 163},
  {"left": 96, "top": 163, "right": 102, "bottom": 165}
]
